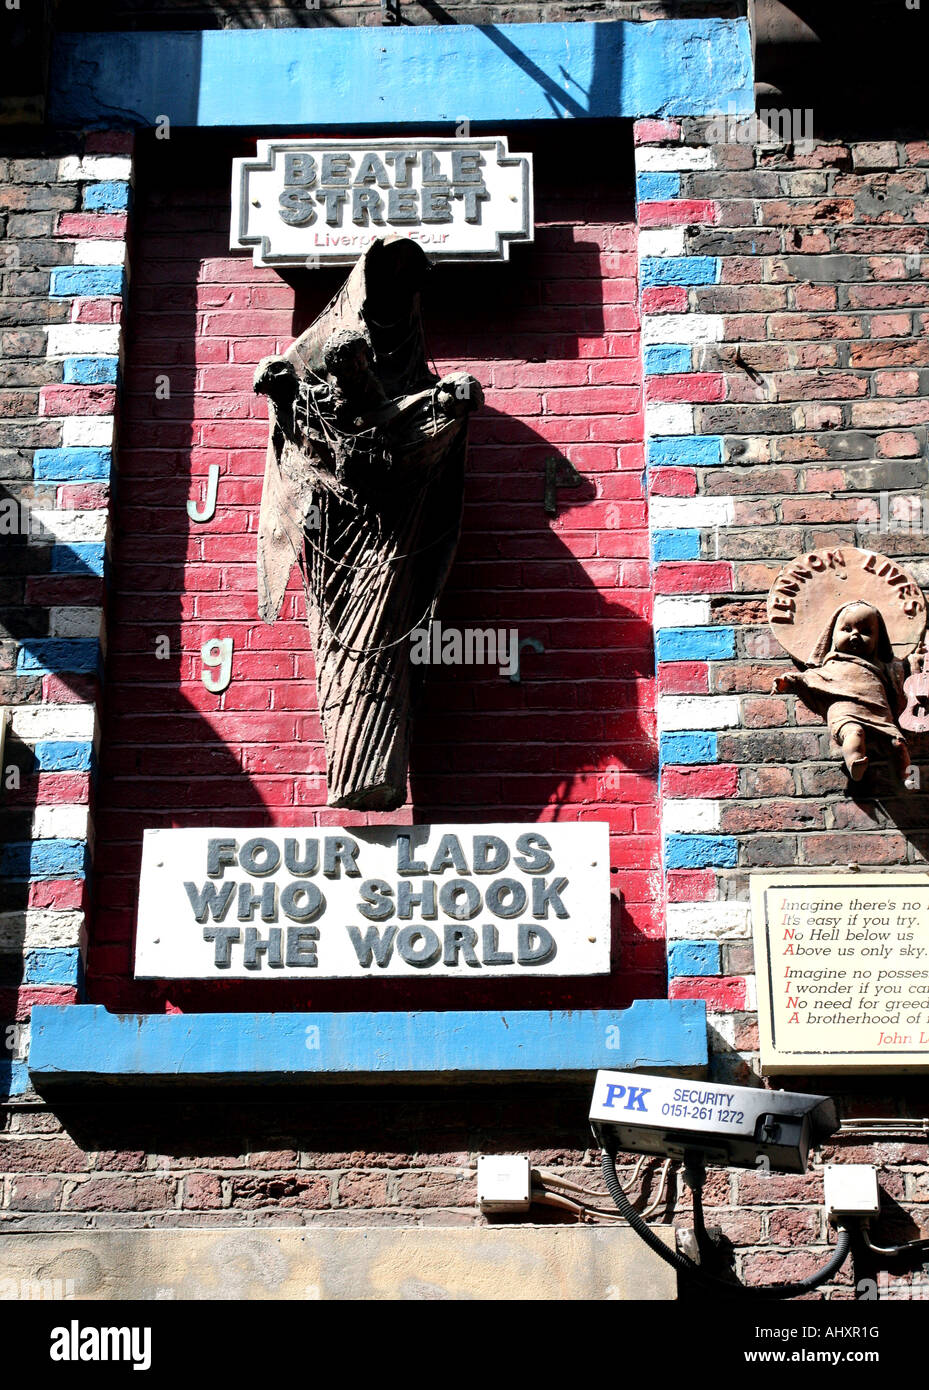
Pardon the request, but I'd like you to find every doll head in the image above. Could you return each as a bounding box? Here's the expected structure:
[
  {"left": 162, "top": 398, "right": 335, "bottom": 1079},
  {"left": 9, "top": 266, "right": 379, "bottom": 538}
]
[
  {"left": 809, "top": 600, "right": 895, "bottom": 664},
  {"left": 833, "top": 602, "right": 881, "bottom": 658}
]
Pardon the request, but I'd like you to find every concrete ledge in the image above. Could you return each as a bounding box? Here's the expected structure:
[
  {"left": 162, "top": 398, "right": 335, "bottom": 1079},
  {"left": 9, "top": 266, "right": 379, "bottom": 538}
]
[
  {"left": 28, "top": 1001, "right": 707, "bottom": 1086},
  {"left": 0, "top": 1227, "right": 677, "bottom": 1300},
  {"left": 50, "top": 20, "right": 753, "bottom": 128}
]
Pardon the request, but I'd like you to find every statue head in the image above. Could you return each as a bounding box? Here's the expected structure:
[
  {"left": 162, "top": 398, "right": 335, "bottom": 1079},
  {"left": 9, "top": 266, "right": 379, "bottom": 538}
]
[
  {"left": 253, "top": 355, "right": 298, "bottom": 406},
  {"left": 323, "top": 330, "right": 373, "bottom": 391}
]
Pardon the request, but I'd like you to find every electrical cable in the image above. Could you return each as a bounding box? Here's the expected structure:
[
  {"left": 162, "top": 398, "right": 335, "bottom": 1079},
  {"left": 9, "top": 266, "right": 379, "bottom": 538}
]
[
  {"left": 601, "top": 1148, "right": 854, "bottom": 1299},
  {"left": 531, "top": 1181, "right": 636, "bottom": 1220},
  {"left": 536, "top": 1154, "right": 645, "bottom": 1202},
  {"left": 531, "top": 1191, "right": 628, "bottom": 1223},
  {"left": 536, "top": 1154, "right": 671, "bottom": 1220},
  {"left": 641, "top": 1159, "right": 672, "bottom": 1218}
]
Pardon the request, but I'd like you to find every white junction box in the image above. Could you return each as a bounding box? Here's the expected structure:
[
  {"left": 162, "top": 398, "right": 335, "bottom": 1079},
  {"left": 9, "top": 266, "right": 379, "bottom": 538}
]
[
  {"left": 477, "top": 1155, "right": 532, "bottom": 1213},
  {"left": 823, "top": 1164, "right": 881, "bottom": 1221}
]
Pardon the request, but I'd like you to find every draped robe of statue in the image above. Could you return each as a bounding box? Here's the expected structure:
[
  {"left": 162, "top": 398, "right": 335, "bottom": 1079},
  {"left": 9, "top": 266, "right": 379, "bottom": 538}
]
[{"left": 253, "top": 238, "right": 483, "bottom": 811}]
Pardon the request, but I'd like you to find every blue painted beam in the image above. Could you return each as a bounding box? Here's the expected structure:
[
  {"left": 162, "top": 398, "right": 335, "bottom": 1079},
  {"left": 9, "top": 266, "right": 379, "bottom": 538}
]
[
  {"left": 28, "top": 1001, "right": 707, "bottom": 1084},
  {"left": 50, "top": 20, "right": 753, "bottom": 129}
]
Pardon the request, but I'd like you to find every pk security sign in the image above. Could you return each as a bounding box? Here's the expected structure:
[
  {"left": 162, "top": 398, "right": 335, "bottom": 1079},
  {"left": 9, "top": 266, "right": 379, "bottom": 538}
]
[{"left": 589, "top": 1070, "right": 838, "bottom": 1173}]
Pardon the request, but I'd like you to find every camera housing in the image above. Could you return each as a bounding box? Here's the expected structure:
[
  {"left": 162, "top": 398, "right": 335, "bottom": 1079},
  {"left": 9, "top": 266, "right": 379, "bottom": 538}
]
[{"left": 589, "top": 1070, "right": 838, "bottom": 1174}]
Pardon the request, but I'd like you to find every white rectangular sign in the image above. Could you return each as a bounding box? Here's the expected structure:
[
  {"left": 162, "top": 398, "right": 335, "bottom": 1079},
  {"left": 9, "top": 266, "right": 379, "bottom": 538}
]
[
  {"left": 230, "top": 137, "right": 533, "bottom": 266},
  {"left": 135, "top": 823, "right": 609, "bottom": 979},
  {"left": 752, "top": 872, "right": 929, "bottom": 1073}
]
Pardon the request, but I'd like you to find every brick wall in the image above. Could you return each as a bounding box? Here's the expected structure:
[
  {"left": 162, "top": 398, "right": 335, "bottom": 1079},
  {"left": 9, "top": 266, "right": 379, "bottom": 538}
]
[
  {"left": 636, "top": 115, "right": 929, "bottom": 1292},
  {"left": 84, "top": 127, "right": 657, "bottom": 1016},
  {"left": 4, "top": 53, "right": 929, "bottom": 1297},
  {"left": 0, "top": 133, "right": 133, "bottom": 1094},
  {"left": 0, "top": 1084, "right": 652, "bottom": 1234},
  {"left": 60, "top": 1, "right": 743, "bottom": 31},
  {"left": 1, "top": 123, "right": 668, "bottom": 1244}
]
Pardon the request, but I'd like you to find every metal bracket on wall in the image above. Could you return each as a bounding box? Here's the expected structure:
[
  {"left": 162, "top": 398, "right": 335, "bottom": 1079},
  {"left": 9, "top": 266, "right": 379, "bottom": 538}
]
[
  {"left": 509, "top": 638, "right": 545, "bottom": 685},
  {"left": 380, "top": 0, "right": 401, "bottom": 24},
  {"left": 543, "top": 455, "right": 584, "bottom": 516}
]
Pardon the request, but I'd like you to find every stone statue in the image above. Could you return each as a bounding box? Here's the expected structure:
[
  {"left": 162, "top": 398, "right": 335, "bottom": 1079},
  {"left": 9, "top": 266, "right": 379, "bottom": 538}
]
[
  {"left": 767, "top": 547, "right": 927, "bottom": 782},
  {"left": 253, "top": 237, "right": 483, "bottom": 810}
]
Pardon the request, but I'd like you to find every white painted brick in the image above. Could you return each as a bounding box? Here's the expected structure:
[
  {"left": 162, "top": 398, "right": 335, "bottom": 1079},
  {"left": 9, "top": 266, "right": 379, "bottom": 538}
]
[
  {"left": 46, "top": 324, "right": 121, "bottom": 358},
  {"left": 638, "top": 227, "right": 686, "bottom": 258},
  {"left": 645, "top": 401, "right": 694, "bottom": 436},
  {"left": 666, "top": 902, "right": 752, "bottom": 940},
  {"left": 10, "top": 704, "right": 97, "bottom": 744},
  {"left": 663, "top": 799, "right": 721, "bottom": 834},
  {"left": 706, "top": 1014, "right": 756, "bottom": 1064},
  {"left": 744, "top": 974, "right": 757, "bottom": 1011},
  {"left": 657, "top": 694, "right": 741, "bottom": 732},
  {"left": 49, "top": 607, "right": 105, "bottom": 639},
  {"left": 62, "top": 416, "right": 115, "bottom": 447},
  {"left": 29, "top": 511, "right": 108, "bottom": 543},
  {"left": 650, "top": 496, "right": 734, "bottom": 529},
  {"left": 707, "top": 1013, "right": 737, "bottom": 1046},
  {"left": 58, "top": 155, "right": 132, "bottom": 182},
  {"left": 33, "top": 806, "right": 91, "bottom": 840},
  {"left": 654, "top": 596, "right": 711, "bottom": 628},
  {"left": 73, "top": 240, "right": 127, "bottom": 266},
  {"left": 636, "top": 147, "right": 715, "bottom": 172},
  {"left": 643, "top": 314, "right": 724, "bottom": 345},
  {"left": 0, "top": 910, "right": 84, "bottom": 951}
]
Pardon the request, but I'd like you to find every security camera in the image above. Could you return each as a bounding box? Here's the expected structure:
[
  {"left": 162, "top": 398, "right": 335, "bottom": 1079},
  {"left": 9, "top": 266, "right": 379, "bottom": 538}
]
[{"left": 589, "top": 1070, "right": 838, "bottom": 1174}]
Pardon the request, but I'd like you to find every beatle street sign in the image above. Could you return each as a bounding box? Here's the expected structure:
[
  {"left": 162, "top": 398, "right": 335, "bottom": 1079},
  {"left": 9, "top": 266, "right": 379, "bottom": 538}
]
[
  {"left": 230, "top": 137, "right": 533, "bottom": 266},
  {"left": 135, "top": 823, "right": 610, "bottom": 979},
  {"left": 752, "top": 872, "right": 929, "bottom": 1073}
]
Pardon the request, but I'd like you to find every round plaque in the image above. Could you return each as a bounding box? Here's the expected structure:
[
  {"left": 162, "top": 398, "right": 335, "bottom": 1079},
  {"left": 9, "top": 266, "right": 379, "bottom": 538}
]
[{"left": 767, "top": 546, "right": 927, "bottom": 663}]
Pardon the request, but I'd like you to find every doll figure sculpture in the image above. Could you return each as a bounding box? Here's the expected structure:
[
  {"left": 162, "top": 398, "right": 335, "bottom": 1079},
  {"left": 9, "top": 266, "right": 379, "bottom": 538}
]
[{"left": 773, "top": 600, "right": 916, "bottom": 781}]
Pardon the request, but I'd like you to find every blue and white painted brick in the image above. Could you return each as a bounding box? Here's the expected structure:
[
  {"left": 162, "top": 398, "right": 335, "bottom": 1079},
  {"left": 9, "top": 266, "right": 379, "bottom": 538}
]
[
  {"left": 663, "top": 799, "right": 721, "bottom": 834},
  {"left": 666, "top": 902, "right": 751, "bottom": 941},
  {"left": 50, "top": 544, "right": 106, "bottom": 576},
  {"left": 657, "top": 695, "right": 740, "bottom": 732},
  {"left": 640, "top": 255, "right": 719, "bottom": 288},
  {"left": 83, "top": 180, "right": 130, "bottom": 212},
  {"left": 669, "top": 941, "right": 722, "bottom": 977},
  {"left": 644, "top": 344, "right": 693, "bottom": 375},
  {"left": 50, "top": 266, "right": 125, "bottom": 298},
  {"left": 636, "top": 170, "right": 681, "bottom": 202},
  {"left": 32, "top": 740, "right": 94, "bottom": 773},
  {"left": 24, "top": 948, "right": 83, "bottom": 987},
  {"left": 656, "top": 627, "right": 736, "bottom": 662},
  {"left": 63, "top": 357, "right": 119, "bottom": 385},
  {"left": 0, "top": 911, "right": 85, "bottom": 951},
  {"left": 5, "top": 142, "right": 134, "bottom": 1083},
  {"left": 648, "top": 435, "right": 723, "bottom": 467},
  {"left": 635, "top": 122, "right": 749, "bottom": 1018},
  {"left": 665, "top": 835, "right": 738, "bottom": 870},
  {"left": 653, "top": 596, "right": 713, "bottom": 628},
  {"left": 33, "top": 447, "right": 112, "bottom": 482},
  {"left": 659, "top": 731, "right": 718, "bottom": 766},
  {"left": 652, "top": 528, "right": 701, "bottom": 562}
]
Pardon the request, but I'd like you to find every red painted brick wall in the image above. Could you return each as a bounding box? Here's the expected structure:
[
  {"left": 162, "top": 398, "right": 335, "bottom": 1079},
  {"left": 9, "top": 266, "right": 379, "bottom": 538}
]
[{"left": 89, "top": 129, "right": 659, "bottom": 1013}]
